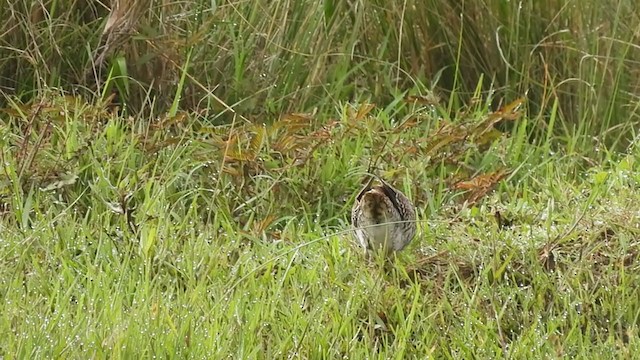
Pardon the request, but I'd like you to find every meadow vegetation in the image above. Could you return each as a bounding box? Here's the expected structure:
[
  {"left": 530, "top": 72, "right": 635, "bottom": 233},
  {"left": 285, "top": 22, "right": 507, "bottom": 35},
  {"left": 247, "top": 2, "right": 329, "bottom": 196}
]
[{"left": 1, "top": 0, "right": 640, "bottom": 358}]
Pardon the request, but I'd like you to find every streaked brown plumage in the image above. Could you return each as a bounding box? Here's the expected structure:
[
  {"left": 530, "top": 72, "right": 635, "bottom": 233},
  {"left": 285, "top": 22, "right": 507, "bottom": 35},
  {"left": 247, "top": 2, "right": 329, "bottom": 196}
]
[{"left": 351, "top": 176, "right": 417, "bottom": 254}]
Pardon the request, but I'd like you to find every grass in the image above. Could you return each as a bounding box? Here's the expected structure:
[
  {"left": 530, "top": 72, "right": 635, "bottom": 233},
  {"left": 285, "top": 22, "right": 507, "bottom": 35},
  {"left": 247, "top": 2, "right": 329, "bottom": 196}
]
[
  {"left": 1, "top": 0, "right": 640, "bottom": 358},
  {"left": 2, "top": 94, "right": 640, "bottom": 358}
]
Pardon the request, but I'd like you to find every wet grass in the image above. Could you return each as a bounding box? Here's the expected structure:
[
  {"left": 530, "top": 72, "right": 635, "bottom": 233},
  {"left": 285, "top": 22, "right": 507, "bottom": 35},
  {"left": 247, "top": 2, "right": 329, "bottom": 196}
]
[
  {"left": 2, "top": 94, "right": 640, "bottom": 357},
  {"left": 2, "top": 0, "right": 640, "bottom": 358}
]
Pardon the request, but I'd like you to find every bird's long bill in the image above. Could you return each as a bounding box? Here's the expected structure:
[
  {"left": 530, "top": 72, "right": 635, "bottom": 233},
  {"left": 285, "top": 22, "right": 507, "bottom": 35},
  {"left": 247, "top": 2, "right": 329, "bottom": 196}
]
[{"left": 355, "top": 175, "right": 376, "bottom": 201}]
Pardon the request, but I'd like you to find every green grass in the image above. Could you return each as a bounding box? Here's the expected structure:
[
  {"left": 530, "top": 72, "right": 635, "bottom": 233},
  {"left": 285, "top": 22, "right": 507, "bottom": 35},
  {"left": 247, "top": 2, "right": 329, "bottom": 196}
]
[
  {"left": 2, "top": 93, "right": 640, "bottom": 358},
  {"left": 2, "top": 0, "right": 640, "bottom": 358},
  {"left": 3, "top": 0, "right": 639, "bottom": 148}
]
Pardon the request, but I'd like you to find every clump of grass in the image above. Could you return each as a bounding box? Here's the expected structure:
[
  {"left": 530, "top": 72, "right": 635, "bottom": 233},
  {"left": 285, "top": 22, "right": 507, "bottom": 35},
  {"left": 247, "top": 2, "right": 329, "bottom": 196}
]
[{"left": 2, "top": 0, "right": 639, "bottom": 151}]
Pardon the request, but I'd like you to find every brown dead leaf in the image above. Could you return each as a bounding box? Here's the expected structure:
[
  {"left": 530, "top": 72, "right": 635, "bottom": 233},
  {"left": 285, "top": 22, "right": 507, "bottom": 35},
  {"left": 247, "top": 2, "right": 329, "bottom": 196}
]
[{"left": 453, "top": 169, "right": 510, "bottom": 204}]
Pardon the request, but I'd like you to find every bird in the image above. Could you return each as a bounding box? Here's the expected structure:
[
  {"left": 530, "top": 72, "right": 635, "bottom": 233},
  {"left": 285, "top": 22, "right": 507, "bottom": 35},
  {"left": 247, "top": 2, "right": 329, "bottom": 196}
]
[{"left": 351, "top": 175, "right": 417, "bottom": 255}]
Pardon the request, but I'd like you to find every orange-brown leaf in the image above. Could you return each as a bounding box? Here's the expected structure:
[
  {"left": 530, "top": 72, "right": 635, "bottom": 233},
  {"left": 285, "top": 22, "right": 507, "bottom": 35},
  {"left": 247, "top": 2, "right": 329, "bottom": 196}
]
[
  {"left": 454, "top": 169, "right": 509, "bottom": 191},
  {"left": 453, "top": 169, "right": 510, "bottom": 204}
]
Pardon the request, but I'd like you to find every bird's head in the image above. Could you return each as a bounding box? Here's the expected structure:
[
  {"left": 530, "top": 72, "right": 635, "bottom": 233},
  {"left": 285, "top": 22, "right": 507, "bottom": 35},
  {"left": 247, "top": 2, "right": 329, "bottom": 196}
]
[{"left": 360, "top": 186, "right": 391, "bottom": 223}]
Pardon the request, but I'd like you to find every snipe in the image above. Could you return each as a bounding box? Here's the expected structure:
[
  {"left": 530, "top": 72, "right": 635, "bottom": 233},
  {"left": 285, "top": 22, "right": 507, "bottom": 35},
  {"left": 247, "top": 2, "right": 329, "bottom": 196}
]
[{"left": 351, "top": 176, "right": 417, "bottom": 254}]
